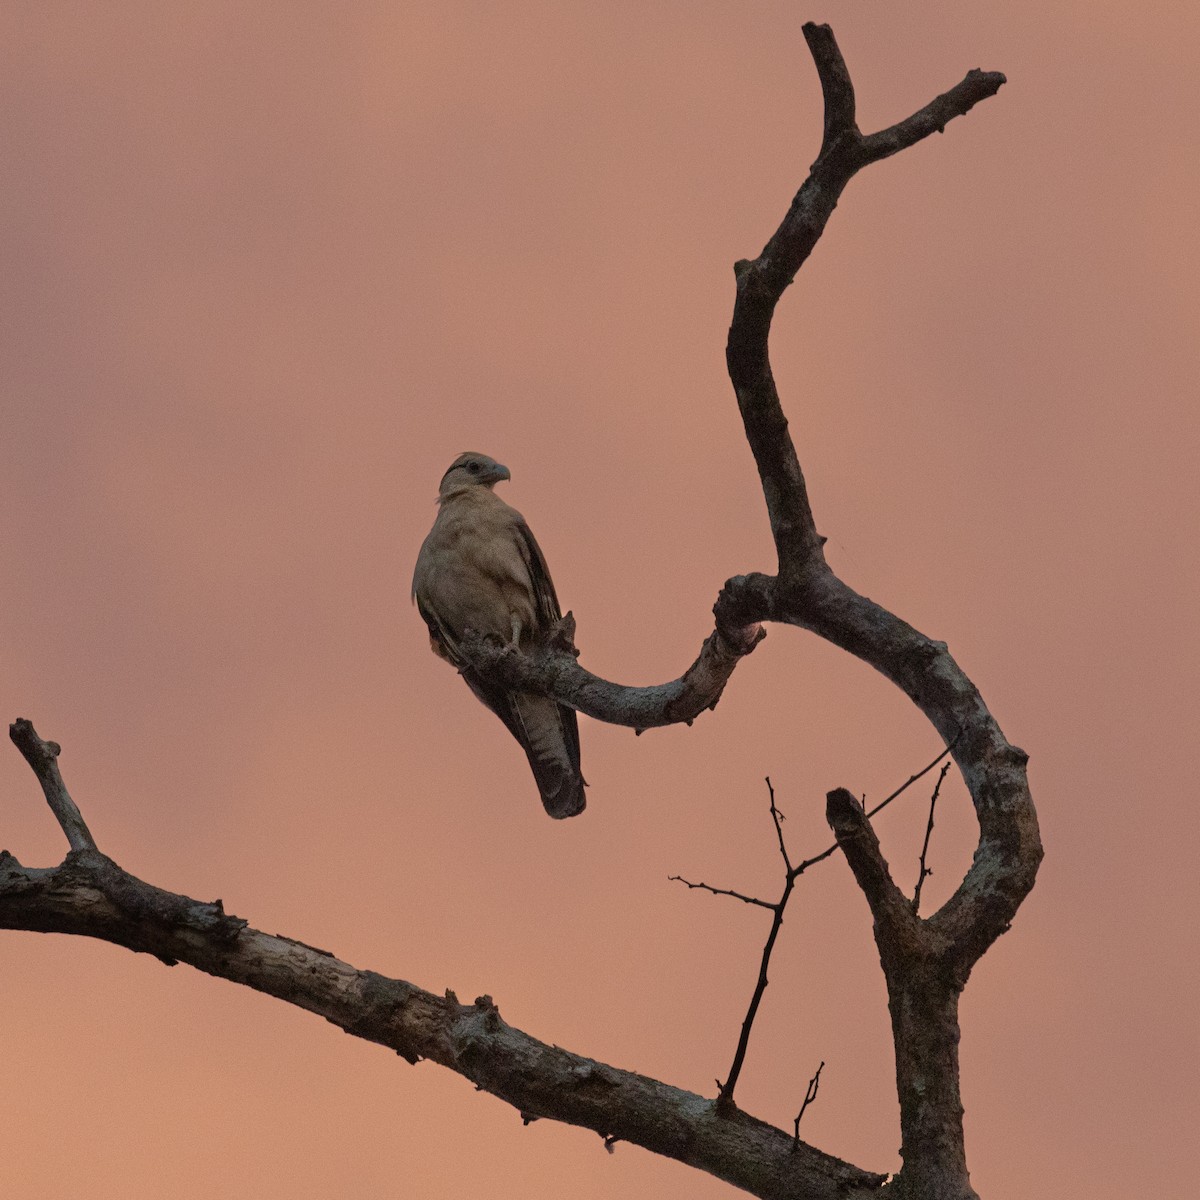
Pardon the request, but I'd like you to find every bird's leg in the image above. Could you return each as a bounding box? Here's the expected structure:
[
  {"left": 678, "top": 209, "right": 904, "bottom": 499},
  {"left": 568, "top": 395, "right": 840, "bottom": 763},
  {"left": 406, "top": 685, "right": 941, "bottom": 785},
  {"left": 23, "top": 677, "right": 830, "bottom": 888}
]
[{"left": 509, "top": 616, "right": 523, "bottom": 649}]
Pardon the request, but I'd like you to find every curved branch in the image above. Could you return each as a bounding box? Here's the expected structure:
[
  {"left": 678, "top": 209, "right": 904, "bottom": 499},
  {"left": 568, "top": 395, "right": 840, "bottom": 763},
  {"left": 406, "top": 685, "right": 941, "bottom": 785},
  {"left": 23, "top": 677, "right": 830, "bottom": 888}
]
[
  {"left": 0, "top": 835, "right": 886, "bottom": 1200},
  {"left": 462, "top": 613, "right": 764, "bottom": 731},
  {"left": 718, "top": 24, "right": 1036, "bottom": 1199},
  {"left": 727, "top": 24, "right": 1006, "bottom": 576}
]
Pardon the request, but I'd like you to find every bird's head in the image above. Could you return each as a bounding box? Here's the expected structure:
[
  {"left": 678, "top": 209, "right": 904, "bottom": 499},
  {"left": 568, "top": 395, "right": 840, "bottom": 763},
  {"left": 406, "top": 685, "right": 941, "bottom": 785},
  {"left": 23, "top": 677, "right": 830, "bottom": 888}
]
[{"left": 438, "top": 452, "right": 512, "bottom": 497}]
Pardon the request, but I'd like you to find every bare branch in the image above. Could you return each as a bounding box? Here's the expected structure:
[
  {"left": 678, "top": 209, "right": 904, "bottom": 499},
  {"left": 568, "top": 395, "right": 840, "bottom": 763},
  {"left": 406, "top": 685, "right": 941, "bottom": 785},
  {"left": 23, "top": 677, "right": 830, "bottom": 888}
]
[
  {"left": 719, "top": 873, "right": 793, "bottom": 1114},
  {"left": 715, "top": 31, "right": 1038, "bottom": 1192},
  {"left": 860, "top": 70, "right": 1007, "bottom": 165},
  {"left": 912, "top": 762, "right": 951, "bottom": 916},
  {"left": 803, "top": 24, "right": 858, "bottom": 152},
  {"left": 826, "top": 788, "right": 917, "bottom": 951},
  {"left": 1, "top": 731, "right": 888, "bottom": 1197},
  {"left": 678, "top": 744, "right": 961, "bottom": 1118},
  {"left": 0, "top": 841, "right": 885, "bottom": 1199},
  {"left": 785, "top": 737, "right": 960, "bottom": 880},
  {"left": 695, "top": 781, "right": 798, "bottom": 1114},
  {"left": 766, "top": 777, "right": 792, "bottom": 872},
  {"left": 792, "top": 1061, "right": 825, "bottom": 1149},
  {"left": 726, "top": 25, "right": 1006, "bottom": 577},
  {"left": 462, "top": 613, "right": 764, "bottom": 732},
  {"left": 668, "top": 875, "right": 776, "bottom": 911},
  {"left": 9, "top": 719, "right": 97, "bottom": 852},
  {"left": 865, "top": 736, "right": 961, "bottom": 824}
]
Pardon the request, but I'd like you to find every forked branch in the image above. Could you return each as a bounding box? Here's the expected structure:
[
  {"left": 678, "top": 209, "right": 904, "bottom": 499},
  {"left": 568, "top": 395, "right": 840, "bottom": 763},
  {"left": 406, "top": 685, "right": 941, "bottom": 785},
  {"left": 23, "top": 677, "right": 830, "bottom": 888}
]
[{"left": 673, "top": 749, "right": 955, "bottom": 1116}]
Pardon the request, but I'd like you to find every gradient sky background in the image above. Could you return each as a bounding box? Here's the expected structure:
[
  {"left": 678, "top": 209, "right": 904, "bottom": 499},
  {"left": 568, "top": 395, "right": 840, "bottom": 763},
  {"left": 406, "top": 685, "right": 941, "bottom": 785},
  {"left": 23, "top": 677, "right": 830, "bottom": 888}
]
[{"left": 1, "top": 3, "right": 1195, "bottom": 1197}]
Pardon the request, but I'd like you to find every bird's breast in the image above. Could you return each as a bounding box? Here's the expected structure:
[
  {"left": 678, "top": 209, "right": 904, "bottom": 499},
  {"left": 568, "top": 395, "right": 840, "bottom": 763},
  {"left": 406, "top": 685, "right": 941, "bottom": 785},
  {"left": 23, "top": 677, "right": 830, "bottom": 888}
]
[{"left": 416, "top": 506, "right": 536, "bottom": 642}]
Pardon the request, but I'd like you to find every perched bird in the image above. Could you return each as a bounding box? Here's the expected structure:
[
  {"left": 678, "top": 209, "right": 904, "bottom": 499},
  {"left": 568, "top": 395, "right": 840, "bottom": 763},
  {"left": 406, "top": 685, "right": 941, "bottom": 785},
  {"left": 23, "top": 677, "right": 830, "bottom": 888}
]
[{"left": 412, "top": 452, "right": 586, "bottom": 818}]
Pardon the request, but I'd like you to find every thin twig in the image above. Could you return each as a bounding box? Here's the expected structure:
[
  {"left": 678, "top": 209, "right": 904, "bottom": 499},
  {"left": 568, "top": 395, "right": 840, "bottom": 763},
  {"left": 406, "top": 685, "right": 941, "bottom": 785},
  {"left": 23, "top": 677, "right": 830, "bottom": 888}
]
[
  {"left": 788, "top": 735, "right": 961, "bottom": 881},
  {"left": 676, "top": 739, "right": 961, "bottom": 1113},
  {"left": 792, "top": 1061, "right": 825, "bottom": 1148},
  {"left": 911, "top": 762, "right": 951, "bottom": 915},
  {"left": 766, "top": 777, "right": 792, "bottom": 872},
  {"left": 668, "top": 876, "right": 776, "bottom": 911},
  {"left": 864, "top": 733, "right": 961, "bottom": 823},
  {"left": 719, "top": 870, "right": 793, "bottom": 1111},
  {"left": 671, "top": 779, "right": 801, "bottom": 1112}
]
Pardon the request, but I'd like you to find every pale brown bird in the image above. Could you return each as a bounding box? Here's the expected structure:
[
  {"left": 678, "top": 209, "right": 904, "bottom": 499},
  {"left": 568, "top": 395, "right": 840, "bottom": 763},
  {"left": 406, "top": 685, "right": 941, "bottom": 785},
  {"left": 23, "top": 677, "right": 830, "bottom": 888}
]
[{"left": 412, "top": 452, "right": 586, "bottom": 818}]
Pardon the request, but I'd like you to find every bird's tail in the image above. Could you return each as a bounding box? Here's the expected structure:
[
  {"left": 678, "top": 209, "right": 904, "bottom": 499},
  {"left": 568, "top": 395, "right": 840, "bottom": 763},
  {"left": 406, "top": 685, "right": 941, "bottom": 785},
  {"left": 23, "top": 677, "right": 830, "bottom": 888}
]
[{"left": 509, "top": 692, "right": 587, "bottom": 819}]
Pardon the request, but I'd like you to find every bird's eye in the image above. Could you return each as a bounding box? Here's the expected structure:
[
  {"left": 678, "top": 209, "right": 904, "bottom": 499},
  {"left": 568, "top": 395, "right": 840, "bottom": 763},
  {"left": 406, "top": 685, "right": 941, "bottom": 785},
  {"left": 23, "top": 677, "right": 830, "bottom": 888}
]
[{"left": 467, "top": 462, "right": 481, "bottom": 473}]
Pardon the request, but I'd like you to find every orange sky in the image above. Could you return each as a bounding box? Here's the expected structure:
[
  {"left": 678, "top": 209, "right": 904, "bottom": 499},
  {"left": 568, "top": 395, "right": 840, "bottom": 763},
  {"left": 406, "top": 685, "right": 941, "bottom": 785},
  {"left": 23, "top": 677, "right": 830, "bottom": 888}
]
[{"left": 1, "top": 4, "right": 1195, "bottom": 1197}]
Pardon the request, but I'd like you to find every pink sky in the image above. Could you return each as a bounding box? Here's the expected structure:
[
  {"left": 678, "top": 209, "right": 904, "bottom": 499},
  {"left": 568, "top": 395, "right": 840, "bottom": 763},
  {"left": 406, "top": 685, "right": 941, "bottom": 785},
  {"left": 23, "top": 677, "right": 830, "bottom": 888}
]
[{"left": 1, "top": 4, "right": 1195, "bottom": 1197}]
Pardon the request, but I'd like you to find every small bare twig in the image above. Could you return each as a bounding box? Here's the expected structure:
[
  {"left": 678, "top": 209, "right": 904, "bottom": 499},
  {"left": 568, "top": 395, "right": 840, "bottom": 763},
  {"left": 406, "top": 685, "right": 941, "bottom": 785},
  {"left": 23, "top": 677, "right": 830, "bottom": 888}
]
[
  {"left": 911, "top": 762, "right": 951, "bottom": 915},
  {"left": 788, "top": 736, "right": 960, "bottom": 881},
  {"left": 667, "top": 876, "right": 775, "bottom": 911},
  {"left": 9, "top": 719, "right": 97, "bottom": 852},
  {"left": 792, "top": 1061, "right": 825, "bottom": 1148},
  {"left": 718, "top": 869, "right": 793, "bottom": 1113},
  {"left": 668, "top": 780, "right": 799, "bottom": 1113},
  {"left": 673, "top": 739, "right": 960, "bottom": 1114},
  {"left": 767, "top": 777, "right": 792, "bottom": 872}
]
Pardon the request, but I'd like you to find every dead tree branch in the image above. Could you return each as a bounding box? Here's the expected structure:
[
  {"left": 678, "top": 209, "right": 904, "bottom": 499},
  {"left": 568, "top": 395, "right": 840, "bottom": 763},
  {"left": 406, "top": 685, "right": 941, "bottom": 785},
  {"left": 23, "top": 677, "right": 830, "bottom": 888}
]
[
  {"left": 529, "top": 20, "right": 1031, "bottom": 1197},
  {"left": 1, "top": 721, "right": 886, "bottom": 1200},
  {"left": 672, "top": 783, "right": 797, "bottom": 1114},
  {"left": 793, "top": 1062, "right": 825, "bottom": 1148},
  {"left": 667, "top": 875, "right": 776, "bottom": 910},
  {"left": 9, "top": 718, "right": 97, "bottom": 852},
  {"left": 673, "top": 744, "right": 958, "bottom": 1118},
  {"left": 912, "top": 762, "right": 951, "bottom": 915},
  {"left": 462, "top": 612, "right": 765, "bottom": 731}
]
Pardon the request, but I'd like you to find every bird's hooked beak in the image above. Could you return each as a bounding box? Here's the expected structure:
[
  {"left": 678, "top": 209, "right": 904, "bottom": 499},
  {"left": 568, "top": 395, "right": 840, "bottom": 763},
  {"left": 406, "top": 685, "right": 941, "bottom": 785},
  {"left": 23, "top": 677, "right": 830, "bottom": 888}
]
[{"left": 489, "top": 462, "right": 512, "bottom": 485}]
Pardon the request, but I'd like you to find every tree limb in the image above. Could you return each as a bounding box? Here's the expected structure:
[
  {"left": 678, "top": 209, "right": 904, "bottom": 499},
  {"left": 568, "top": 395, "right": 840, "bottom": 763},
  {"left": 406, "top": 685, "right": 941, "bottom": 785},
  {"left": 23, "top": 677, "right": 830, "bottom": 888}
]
[
  {"left": 0, "top": 781, "right": 886, "bottom": 1200},
  {"left": 826, "top": 788, "right": 920, "bottom": 960},
  {"left": 462, "top": 612, "right": 765, "bottom": 731}
]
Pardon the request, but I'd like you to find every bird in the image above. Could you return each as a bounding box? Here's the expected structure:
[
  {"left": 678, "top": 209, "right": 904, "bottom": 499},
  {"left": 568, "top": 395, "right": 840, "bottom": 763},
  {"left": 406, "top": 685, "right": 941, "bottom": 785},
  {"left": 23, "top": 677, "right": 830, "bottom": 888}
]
[{"left": 412, "top": 452, "right": 586, "bottom": 818}]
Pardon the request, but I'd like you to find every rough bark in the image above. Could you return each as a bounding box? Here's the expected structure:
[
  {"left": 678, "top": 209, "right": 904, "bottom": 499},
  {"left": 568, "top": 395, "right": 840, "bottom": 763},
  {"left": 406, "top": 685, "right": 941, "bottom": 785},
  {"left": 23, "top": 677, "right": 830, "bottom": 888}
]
[
  {"left": 0, "top": 834, "right": 884, "bottom": 1200},
  {"left": 2, "top": 23, "right": 1040, "bottom": 1200},
  {"left": 460, "top": 611, "right": 765, "bottom": 731}
]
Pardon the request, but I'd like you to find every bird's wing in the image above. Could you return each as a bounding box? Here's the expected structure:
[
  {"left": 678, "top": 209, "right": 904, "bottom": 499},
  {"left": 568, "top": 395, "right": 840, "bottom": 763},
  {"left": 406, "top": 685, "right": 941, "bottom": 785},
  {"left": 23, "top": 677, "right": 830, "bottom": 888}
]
[{"left": 512, "top": 519, "right": 562, "bottom": 630}]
